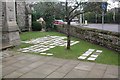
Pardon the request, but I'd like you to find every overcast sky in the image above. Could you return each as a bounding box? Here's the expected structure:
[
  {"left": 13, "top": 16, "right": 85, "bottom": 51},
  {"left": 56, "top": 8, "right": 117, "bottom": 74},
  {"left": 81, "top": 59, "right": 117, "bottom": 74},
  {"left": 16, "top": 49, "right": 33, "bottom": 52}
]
[
  {"left": 25, "top": 0, "right": 119, "bottom": 9},
  {"left": 107, "top": 0, "right": 119, "bottom": 9}
]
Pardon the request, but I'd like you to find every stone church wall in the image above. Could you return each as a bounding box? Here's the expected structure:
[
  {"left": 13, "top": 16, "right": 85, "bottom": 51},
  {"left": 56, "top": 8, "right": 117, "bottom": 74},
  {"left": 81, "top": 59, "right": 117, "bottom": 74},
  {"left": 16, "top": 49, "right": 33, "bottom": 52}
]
[
  {"left": 16, "top": 0, "right": 31, "bottom": 32},
  {"left": 0, "top": 0, "right": 31, "bottom": 49},
  {"left": 1, "top": 1, "right": 21, "bottom": 50},
  {"left": 0, "top": 1, "right": 2, "bottom": 49},
  {"left": 16, "top": 1, "right": 27, "bottom": 31}
]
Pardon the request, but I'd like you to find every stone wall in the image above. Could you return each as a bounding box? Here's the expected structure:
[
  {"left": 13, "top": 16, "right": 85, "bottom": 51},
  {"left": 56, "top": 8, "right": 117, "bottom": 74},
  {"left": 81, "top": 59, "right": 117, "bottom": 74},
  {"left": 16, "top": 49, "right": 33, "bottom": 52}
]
[
  {"left": 16, "top": 1, "right": 32, "bottom": 32},
  {"left": 16, "top": 0, "right": 31, "bottom": 31},
  {"left": 0, "top": 1, "right": 2, "bottom": 49},
  {"left": 1, "top": 2, "right": 10, "bottom": 49},
  {"left": 16, "top": 1, "right": 26, "bottom": 31},
  {"left": 56, "top": 25, "right": 120, "bottom": 52},
  {"left": 1, "top": 1, "right": 20, "bottom": 50}
]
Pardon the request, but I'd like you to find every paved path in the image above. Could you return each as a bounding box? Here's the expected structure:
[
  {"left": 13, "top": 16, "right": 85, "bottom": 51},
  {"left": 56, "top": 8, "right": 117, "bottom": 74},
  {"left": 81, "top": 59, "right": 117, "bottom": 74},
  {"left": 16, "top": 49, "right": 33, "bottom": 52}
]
[{"left": 2, "top": 51, "right": 119, "bottom": 78}]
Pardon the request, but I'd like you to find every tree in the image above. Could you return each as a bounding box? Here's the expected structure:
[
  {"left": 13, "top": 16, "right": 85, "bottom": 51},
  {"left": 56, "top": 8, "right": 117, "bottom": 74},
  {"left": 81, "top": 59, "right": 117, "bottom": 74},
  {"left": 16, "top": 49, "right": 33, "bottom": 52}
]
[
  {"left": 65, "top": 0, "right": 86, "bottom": 49},
  {"left": 32, "top": 2, "right": 66, "bottom": 31},
  {"left": 84, "top": 2, "right": 108, "bottom": 23},
  {"left": 84, "top": 2, "right": 103, "bottom": 23}
]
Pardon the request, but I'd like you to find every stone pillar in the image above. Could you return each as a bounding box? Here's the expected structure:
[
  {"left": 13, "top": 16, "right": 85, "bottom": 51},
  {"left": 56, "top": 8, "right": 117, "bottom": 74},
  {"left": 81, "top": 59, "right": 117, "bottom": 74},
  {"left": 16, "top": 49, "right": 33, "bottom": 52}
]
[
  {"left": 1, "top": 0, "right": 20, "bottom": 49},
  {"left": 28, "top": 14, "right": 32, "bottom": 31},
  {"left": 0, "top": 1, "right": 2, "bottom": 50},
  {"left": 25, "top": 4, "right": 32, "bottom": 31},
  {"left": 0, "top": 1, "right": 2, "bottom": 79},
  {"left": 16, "top": 1, "right": 26, "bottom": 31}
]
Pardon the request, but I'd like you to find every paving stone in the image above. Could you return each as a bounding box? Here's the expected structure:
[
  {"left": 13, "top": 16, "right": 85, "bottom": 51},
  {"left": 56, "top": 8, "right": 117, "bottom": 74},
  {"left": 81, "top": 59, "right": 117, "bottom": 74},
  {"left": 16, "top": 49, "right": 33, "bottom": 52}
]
[
  {"left": 46, "top": 58, "right": 68, "bottom": 66},
  {"left": 2, "top": 51, "right": 119, "bottom": 79},
  {"left": 4, "top": 71, "right": 23, "bottom": 78},
  {"left": 46, "top": 53, "right": 53, "bottom": 56},
  {"left": 40, "top": 53, "right": 47, "bottom": 55},
  {"left": 2, "top": 57, "right": 13, "bottom": 63},
  {"left": 74, "top": 62, "right": 95, "bottom": 71},
  {"left": 25, "top": 56, "right": 41, "bottom": 62},
  {"left": 37, "top": 56, "right": 53, "bottom": 62},
  {"left": 15, "top": 56, "right": 27, "bottom": 60},
  {"left": 27, "top": 61, "right": 45, "bottom": 68},
  {"left": 93, "top": 63, "right": 107, "bottom": 71},
  {"left": 12, "top": 54, "right": 26, "bottom": 59},
  {"left": 31, "top": 64, "right": 59, "bottom": 75},
  {"left": 105, "top": 65, "right": 118, "bottom": 76},
  {"left": 87, "top": 69, "right": 105, "bottom": 78},
  {"left": 2, "top": 58, "right": 19, "bottom": 67},
  {"left": 2, "top": 66, "right": 19, "bottom": 77},
  {"left": 56, "top": 60, "right": 79, "bottom": 74},
  {"left": 20, "top": 71, "right": 47, "bottom": 78},
  {"left": 64, "top": 69, "right": 89, "bottom": 78},
  {"left": 56, "top": 65, "right": 75, "bottom": 74},
  {"left": 16, "top": 66, "right": 35, "bottom": 74},
  {"left": 11, "top": 61, "right": 29, "bottom": 68},
  {"left": 65, "top": 60, "right": 80, "bottom": 66},
  {"left": 18, "top": 60, "right": 32, "bottom": 65},
  {"left": 46, "top": 71, "right": 66, "bottom": 78},
  {"left": 103, "top": 73, "right": 118, "bottom": 78}
]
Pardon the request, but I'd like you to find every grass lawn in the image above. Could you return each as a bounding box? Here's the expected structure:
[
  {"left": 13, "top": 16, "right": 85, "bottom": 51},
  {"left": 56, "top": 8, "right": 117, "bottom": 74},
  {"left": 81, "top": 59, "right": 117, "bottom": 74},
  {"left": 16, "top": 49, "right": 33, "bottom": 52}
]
[{"left": 15, "top": 31, "right": 119, "bottom": 66}]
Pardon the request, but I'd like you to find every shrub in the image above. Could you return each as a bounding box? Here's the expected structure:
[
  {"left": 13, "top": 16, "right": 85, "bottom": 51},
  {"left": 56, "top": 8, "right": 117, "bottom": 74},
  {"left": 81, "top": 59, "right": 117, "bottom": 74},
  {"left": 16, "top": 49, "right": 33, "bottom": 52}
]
[{"left": 32, "top": 21, "right": 42, "bottom": 31}]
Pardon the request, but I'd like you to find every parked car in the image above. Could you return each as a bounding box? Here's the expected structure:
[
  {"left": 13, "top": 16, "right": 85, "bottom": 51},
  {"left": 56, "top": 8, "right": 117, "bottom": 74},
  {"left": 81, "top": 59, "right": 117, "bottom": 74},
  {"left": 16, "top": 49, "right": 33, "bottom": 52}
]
[{"left": 53, "top": 20, "right": 64, "bottom": 25}]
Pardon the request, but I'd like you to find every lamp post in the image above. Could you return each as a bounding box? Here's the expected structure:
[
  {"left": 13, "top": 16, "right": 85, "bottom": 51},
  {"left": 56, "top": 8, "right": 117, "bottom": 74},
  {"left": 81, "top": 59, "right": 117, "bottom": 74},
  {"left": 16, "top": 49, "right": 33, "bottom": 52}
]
[{"left": 101, "top": 2, "right": 107, "bottom": 30}]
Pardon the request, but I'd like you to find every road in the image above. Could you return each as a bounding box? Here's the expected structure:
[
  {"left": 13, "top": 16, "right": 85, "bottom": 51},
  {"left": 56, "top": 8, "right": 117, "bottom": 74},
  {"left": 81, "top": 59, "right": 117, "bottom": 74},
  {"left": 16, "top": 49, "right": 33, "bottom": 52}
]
[
  {"left": 64, "top": 22, "right": 119, "bottom": 32},
  {"left": 65, "top": 22, "right": 120, "bottom": 32},
  {"left": 82, "top": 24, "right": 119, "bottom": 32}
]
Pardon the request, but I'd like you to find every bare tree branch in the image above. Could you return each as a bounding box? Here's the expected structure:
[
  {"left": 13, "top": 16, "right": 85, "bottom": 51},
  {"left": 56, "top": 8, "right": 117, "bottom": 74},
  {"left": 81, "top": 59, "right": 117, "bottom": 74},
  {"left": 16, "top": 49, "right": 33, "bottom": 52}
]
[
  {"left": 69, "top": 12, "right": 83, "bottom": 21},
  {"left": 69, "top": 2, "right": 81, "bottom": 16}
]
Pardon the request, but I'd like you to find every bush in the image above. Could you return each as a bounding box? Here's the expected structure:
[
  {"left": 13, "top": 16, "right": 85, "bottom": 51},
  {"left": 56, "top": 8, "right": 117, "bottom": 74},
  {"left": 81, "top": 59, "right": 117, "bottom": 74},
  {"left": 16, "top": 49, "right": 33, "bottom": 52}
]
[{"left": 32, "top": 21, "right": 42, "bottom": 31}]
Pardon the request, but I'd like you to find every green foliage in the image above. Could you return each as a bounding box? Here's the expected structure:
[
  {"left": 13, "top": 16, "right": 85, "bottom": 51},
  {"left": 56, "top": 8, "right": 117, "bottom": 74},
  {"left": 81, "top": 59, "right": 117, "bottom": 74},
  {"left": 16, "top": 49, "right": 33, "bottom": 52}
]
[
  {"left": 32, "top": 21, "right": 42, "bottom": 31},
  {"left": 84, "top": 12, "right": 96, "bottom": 23},
  {"left": 84, "top": 11, "right": 119, "bottom": 23},
  {"left": 104, "top": 12, "right": 113, "bottom": 23},
  {"left": 32, "top": 2, "right": 66, "bottom": 31},
  {"left": 43, "top": 11, "right": 54, "bottom": 31},
  {"left": 115, "top": 12, "right": 120, "bottom": 24},
  {"left": 84, "top": 2, "right": 103, "bottom": 14},
  {"left": 32, "top": 12, "right": 41, "bottom": 22},
  {"left": 32, "top": 12, "right": 36, "bottom": 21}
]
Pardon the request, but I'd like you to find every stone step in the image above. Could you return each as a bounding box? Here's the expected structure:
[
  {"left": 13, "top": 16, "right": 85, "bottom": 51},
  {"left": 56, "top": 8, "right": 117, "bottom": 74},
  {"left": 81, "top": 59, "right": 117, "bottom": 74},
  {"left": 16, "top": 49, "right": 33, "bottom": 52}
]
[{"left": 0, "top": 43, "right": 13, "bottom": 50}]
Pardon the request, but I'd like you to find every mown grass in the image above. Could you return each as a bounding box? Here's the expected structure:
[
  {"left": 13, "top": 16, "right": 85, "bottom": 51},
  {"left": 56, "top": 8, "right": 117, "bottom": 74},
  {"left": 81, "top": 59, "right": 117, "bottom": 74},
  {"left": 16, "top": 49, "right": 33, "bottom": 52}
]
[{"left": 16, "top": 31, "right": 119, "bottom": 66}]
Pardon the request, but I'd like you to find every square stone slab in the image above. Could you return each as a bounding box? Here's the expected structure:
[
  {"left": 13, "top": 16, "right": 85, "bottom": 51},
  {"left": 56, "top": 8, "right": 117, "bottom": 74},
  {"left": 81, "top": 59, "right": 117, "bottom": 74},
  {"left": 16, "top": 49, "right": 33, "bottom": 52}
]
[
  {"left": 46, "top": 53, "right": 53, "bottom": 56},
  {"left": 64, "top": 69, "right": 89, "bottom": 78},
  {"left": 40, "top": 53, "right": 47, "bottom": 55},
  {"left": 78, "top": 56, "right": 86, "bottom": 60},
  {"left": 75, "top": 62, "right": 95, "bottom": 71},
  {"left": 87, "top": 57, "right": 96, "bottom": 61}
]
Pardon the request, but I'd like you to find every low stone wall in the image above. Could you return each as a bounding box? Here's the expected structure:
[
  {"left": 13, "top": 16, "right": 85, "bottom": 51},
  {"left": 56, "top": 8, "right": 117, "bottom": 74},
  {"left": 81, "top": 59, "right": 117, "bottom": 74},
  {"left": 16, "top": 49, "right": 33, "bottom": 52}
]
[{"left": 56, "top": 24, "right": 120, "bottom": 52}]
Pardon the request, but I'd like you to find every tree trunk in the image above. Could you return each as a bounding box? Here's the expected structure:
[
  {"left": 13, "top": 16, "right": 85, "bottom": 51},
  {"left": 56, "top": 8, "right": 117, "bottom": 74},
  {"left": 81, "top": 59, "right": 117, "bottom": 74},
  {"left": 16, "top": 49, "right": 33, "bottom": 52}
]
[
  {"left": 95, "top": 14, "right": 98, "bottom": 23},
  {"left": 66, "top": 21, "right": 71, "bottom": 50}
]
